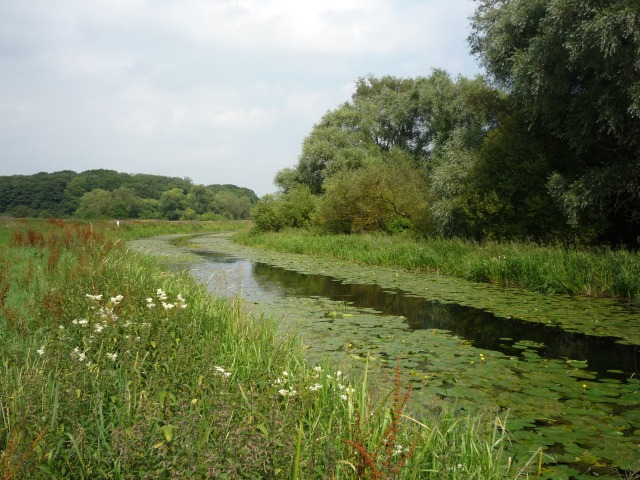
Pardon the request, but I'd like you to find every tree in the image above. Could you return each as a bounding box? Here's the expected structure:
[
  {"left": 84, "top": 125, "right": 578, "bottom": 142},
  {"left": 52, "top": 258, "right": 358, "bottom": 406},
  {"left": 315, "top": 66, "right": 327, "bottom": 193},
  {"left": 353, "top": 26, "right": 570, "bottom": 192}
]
[
  {"left": 187, "top": 185, "right": 215, "bottom": 214},
  {"left": 61, "top": 176, "right": 90, "bottom": 216},
  {"left": 318, "top": 151, "right": 431, "bottom": 234},
  {"left": 112, "top": 187, "right": 141, "bottom": 218},
  {"left": 75, "top": 189, "right": 113, "bottom": 219},
  {"left": 280, "top": 71, "right": 506, "bottom": 197},
  {"left": 295, "top": 104, "right": 372, "bottom": 194},
  {"left": 159, "top": 188, "right": 187, "bottom": 220},
  {"left": 465, "top": 112, "right": 572, "bottom": 240},
  {"left": 214, "top": 192, "right": 252, "bottom": 220},
  {"left": 469, "top": 0, "right": 640, "bottom": 242}
]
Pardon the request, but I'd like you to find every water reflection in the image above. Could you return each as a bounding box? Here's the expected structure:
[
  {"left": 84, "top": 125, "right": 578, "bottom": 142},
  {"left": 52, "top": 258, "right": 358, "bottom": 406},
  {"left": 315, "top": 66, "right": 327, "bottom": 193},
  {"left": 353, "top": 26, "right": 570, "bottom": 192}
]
[{"left": 191, "top": 251, "right": 639, "bottom": 377}]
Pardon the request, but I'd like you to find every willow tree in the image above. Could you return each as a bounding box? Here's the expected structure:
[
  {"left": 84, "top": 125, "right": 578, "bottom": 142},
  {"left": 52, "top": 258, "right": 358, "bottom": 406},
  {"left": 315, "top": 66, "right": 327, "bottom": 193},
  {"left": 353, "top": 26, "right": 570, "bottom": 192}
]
[{"left": 470, "top": 0, "right": 640, "bottom": 242}]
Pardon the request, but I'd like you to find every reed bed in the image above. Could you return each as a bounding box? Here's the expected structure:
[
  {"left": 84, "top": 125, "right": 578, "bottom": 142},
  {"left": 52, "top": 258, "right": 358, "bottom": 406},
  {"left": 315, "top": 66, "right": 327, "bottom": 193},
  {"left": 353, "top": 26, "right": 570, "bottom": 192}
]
[
  {"left": 0, "top": 219, "right": 534, "bottom": 479},
  {"left": 235, "top": 230, "right": 640, "bottom": 300}
]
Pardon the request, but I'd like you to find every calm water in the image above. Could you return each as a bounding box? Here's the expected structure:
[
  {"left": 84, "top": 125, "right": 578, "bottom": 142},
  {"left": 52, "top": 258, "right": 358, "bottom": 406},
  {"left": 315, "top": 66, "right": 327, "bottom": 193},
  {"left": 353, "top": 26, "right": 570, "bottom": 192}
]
[
  {"left": 191, "top": 251, "right": 639, "bottom": 378},
  {"left": 132, "top": 236, "right": 640, "bottom": 478}
]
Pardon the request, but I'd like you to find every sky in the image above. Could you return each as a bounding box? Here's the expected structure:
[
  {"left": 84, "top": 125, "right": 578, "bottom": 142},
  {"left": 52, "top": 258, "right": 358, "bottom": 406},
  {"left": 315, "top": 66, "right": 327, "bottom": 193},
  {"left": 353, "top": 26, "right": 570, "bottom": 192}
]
[{"left": 0, "top": 0, "right": 482, "bottom": 197}]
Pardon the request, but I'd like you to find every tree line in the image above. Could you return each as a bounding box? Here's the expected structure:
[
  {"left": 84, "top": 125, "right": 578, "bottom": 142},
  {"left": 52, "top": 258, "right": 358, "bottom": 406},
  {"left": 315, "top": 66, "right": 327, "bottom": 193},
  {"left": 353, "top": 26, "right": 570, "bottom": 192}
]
[
  {"left": 0, "top": 169, "right": 258, "bottom": 221},
  {"left": 254, "top": 0, "right": 640, "bottom": 246}
]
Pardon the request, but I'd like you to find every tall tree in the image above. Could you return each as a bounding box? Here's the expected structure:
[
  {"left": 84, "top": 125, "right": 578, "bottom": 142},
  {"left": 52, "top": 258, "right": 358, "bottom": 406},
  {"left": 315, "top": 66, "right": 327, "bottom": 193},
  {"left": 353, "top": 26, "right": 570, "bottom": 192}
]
[
  {"left": 283, "top": 71, "right": 505, "bottom": 195},
  {"left": 469, "top": 0, "right": 640, "bottom": 241}
]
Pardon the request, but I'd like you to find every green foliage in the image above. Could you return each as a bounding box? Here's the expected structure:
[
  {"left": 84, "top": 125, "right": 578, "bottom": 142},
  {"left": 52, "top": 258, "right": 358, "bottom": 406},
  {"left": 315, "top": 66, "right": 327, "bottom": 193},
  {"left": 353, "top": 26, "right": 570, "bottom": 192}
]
[
  {"left": 283, "top": 72, "right": 506, "bottom": 198},
  {"left": 251, "top": 185, "right": 319, "bottom": 233},
  {"left": 429, "top": 130, "right": 482, "bottom": 238},
  {"left": 464, "top": 113, "right": 571, "bottom": 241},
  {"left": 75, "top": 188, "right": 113, "bottom": 219},
  {"left": 0, "top": 170, "right": 255, "bottom": 222},
  {"left": 318, "top": 152, "right": 431, "bottom": 234},
  {"left": 236, "top": 230, "right": 640, "bottom": 300},
  {"left": 159, "top": 187, "right": 188, "bottom": 220},
  {"left": 469, "top": 0, "right": 640, "bottom": 240}
]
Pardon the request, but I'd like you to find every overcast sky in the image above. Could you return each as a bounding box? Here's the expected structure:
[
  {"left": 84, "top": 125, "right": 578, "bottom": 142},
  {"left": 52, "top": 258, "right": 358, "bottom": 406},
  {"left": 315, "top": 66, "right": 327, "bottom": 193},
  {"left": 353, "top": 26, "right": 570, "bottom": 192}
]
[{"left": 0, "top": 0, "right": 481, "bottom": 196}]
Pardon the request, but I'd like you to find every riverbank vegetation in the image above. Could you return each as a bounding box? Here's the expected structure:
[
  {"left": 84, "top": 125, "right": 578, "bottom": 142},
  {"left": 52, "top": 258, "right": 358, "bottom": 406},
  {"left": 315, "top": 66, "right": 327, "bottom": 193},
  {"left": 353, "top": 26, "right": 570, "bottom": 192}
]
[
  {"left": 0, "top": 218, "right": 536, "bottom": 479},
  {"left": 253, "top": 0, "right": 640, "bottom": 248},
  {"left": 235, "top": 230, "right": 640, "bottom": 301}
]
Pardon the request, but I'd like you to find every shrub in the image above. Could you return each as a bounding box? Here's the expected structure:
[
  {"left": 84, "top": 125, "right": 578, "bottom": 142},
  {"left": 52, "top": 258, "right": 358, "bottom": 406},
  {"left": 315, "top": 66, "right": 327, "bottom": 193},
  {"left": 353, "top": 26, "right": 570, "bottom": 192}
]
[
  {"left": 251, "top": 186, "right": 319, "bottom": 233},
  {"left": 317, "top": 154, "right": 431, "bottom": 235}
]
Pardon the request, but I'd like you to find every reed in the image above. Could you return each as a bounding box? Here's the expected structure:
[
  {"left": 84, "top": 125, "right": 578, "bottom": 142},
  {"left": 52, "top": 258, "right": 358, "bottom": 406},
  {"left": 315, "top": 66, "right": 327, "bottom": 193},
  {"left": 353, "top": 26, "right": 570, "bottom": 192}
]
[{"left": 235, "top": 230, "right": 640, "bottom": 300}]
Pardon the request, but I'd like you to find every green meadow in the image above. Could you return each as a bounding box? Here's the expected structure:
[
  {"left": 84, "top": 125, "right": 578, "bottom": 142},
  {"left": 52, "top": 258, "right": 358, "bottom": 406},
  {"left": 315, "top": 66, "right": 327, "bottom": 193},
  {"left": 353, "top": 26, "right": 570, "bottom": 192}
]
[{"left": 0, "top": 219, "right": 535, "bottom": 479}]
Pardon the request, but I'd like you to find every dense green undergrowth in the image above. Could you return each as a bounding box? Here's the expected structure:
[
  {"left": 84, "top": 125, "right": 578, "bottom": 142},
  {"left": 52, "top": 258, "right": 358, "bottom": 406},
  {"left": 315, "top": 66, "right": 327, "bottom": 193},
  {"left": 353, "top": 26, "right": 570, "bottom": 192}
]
[
  {"left": 234, "top": 230, "right": 640, "bottom": 301},
  {"left": 0, "top": 219, "right": 535, "bottom": 479},
  {"left": 235, "top": 230, "right": 640, "bottom": 300}
]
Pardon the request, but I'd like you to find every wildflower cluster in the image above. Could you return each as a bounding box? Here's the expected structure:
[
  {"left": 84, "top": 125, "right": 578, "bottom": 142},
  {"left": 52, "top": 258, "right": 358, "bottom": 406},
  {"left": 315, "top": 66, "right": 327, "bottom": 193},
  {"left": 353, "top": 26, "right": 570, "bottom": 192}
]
[
  {"left": 273, "top": 370, "right": 297, "bottom": 397},
  {"left": 53, "top": 290, "right": 187, "bottom": 372},
  {"left": 214, "top": 366, "right": 232, "bottom": 378},
  {"left": 271, "top": 365, "right": 355, "bottom": 402},
  {"left": 321, "top": 368, "right": 354, "bottom": 401},
  {"left": 147, "top": 289, "right": 187, "bottom": 310}
]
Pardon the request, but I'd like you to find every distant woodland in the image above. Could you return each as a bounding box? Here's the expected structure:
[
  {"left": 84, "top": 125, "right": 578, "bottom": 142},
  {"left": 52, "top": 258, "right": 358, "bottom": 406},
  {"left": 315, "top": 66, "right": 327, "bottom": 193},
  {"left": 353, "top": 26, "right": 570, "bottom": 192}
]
[{"left": 0, "top": 170, "right": 258, "bottom": 220}]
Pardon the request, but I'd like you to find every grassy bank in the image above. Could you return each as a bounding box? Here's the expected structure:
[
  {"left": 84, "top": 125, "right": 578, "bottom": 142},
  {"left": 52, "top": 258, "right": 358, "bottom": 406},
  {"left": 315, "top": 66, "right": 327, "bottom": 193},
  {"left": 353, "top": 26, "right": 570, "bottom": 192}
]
[
  {"left": 0, "top": 218, "right": 534, "bottom": 479},
  {"left": 234, "top": 230, "right": 640, "bottom": 301}
]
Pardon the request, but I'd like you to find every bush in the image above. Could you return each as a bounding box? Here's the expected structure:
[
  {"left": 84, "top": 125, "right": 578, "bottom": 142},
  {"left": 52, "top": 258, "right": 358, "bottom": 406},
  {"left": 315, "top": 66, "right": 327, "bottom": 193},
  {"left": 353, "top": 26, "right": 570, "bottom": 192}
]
[
  {"left": 251, "top": 186, "right": 319, "bottom": 232},
  {"left": 317, "top": 154, "right": 431, "bottom": 235}
]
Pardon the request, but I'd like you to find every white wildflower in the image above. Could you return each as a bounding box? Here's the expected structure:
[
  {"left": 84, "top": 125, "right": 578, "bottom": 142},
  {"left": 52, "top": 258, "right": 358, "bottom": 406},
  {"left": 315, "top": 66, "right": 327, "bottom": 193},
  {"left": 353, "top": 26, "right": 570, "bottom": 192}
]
[
  {"left": 175, "top": 294, "right": 187, "bottom": 309},
  {"left": 162, "top": 302, "right": 175, "bottom": 310},
  {"left": 393, "top": 445, "right": 405, "bottom": 456},
  {"left": 282, "top": 371, "right": 289, "bottom": 377},
  {"left": 78, "top": 352, "right": 86, "bottom": 362},
  {"left": 107, "top": 352, "right": 117, "bottom": 362},
  {"left": 214, "top": 366, "right": 231, "bottom": 378},
  {"left": 36, "top": 346, "right": 45, "bottom": 356},
  {"left": 156, "top": 289, "right": 168, "bottom": 301},
  {"left": 279, "top": 388, "right": 296, "bottom": 397},
  {"left": 110, "top": 295, "right": 124, "bottom": 304},
  {"left": 340, "top": 394, "right": 348, "bottom": 401},
  {"left": 77, "top": 319, "right": 88, "bottom": 326},
  {"left": 94, "top": 323, "right": 105, "bottom": 333},
  {"left": 308, "top": 383, "right": 322, "bottom": 392},
  {"left": 313, "top": 366, "right": 323, "bottom": 372},
  {"left": 85, "top": 294, "right": 103, "bottom": 301}
]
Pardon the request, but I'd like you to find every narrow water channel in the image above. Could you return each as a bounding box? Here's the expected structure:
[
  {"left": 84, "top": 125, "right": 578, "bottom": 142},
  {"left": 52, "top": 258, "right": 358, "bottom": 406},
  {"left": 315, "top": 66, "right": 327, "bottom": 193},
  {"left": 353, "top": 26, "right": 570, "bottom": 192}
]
[
  {"left": 131, "top": 235, "right": 640, "bottom": 478},
  {"left": 190, "top": 250, "right": 638, "bottom": 376}
]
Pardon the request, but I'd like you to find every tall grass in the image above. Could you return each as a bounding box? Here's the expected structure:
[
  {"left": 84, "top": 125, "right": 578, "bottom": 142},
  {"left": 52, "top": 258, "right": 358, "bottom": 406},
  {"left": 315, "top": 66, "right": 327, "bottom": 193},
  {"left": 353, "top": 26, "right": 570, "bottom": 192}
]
[
  {"left": 235, "top": 230, "right": 640, "bottom": 300},
  {"left": 0, "top": 219, "right": 533, "bottom": 478}
]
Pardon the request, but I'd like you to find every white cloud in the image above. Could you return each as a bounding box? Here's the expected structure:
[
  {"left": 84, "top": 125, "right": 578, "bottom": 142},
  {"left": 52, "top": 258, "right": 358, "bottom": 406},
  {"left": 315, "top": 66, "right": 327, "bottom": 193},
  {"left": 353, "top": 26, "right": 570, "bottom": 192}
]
[{"left": 0, "top": 0, "right": 481, "bottom": 196}]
